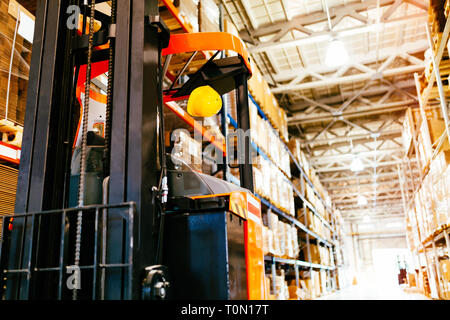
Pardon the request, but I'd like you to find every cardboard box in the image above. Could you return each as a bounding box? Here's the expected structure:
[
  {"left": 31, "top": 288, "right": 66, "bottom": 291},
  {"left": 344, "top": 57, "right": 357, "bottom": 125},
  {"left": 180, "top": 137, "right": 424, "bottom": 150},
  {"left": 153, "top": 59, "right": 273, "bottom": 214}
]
[
  {"left": 441, "top": 259, "right": 450, "bottom": 282},
  {"left": 171, "top": 130, "right": 202, "bottom": 172},
  {"left": 288, "top": 285, "right": 300, "bottom": 300},
  {"left": 428, "top": 118, "right": 450, "bottom": 151},
  {"left": 264, "top": 276, "right": 271, "bottom": 299},
  {"left": 288, "top": 139, "right": 302, "bottom": 163},
  {"left": 174, "top": 0, "right": 199, "bottom": 32},
  {"left": 0, "top": 3, "right": 31, "bottom": 126},
  {"left": 199, "top": 0, "right": 220, "bottom": 32},
  {"left": 407, "top": 273, "right": 417, "bottom": 287}
]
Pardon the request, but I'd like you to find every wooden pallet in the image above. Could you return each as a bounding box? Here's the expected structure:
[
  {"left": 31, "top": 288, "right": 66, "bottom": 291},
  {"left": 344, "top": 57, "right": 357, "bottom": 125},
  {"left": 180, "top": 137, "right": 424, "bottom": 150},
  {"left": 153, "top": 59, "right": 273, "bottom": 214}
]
[
  {"left": 0, "top": 119, "right": 23, "bottom": 134},
  {"left": 0, "top": 119, "right": 23, "bottom": 148},
  {"left": 430, "top": 85, "right": 450, "bottom": 99},
  {"left": 431, "top": 32, "right": 450, "bottom": 57},
  {"left": 425, "top": 58, "right": 450, "bottom": 81}
]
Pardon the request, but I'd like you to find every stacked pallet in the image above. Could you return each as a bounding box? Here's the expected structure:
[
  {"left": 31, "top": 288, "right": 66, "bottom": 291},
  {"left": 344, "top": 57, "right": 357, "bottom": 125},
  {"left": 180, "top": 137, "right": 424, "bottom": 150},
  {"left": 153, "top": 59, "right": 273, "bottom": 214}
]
[
  {"left": 266, "top": 270, "right": 326, "bottom": 300},
  {"left": 299, "top": 270, "right": 322, "bottom": 299},
  {"left": 289, "top": 138, "right": 332, "bottom": 215},
  {"left": 263, "top": 211, "right": 299, "bottom": 259},
  {"left": 406, "top": 147, "right": 450, "bottom": 277},
  {"left": 300, "top": 242, "right": 332, "bottom": 266},
  {"left": 249, "top": 97, "right": 291, "bottom": 177},
  {"left": 417, "top": 0, "right": 450, "bottom": 102},
  {"left": 253, "top": 155, "right": 295, "bottom": 216},
  {"left": 0, "top": 0, "right": 32, "bottom": 126},
  {"left": 419, "top": 49, "right": 450, "bottom": 102},
  {"left": 287, "top": 280, "right": 308, "bottom": 300},
  {"left": 268, "top": 269, "right": 289, "bottom": 300},
  {"left": 222, "top": 18, "right": 289, "bottom": 142},
  {"left": 425, "top": 50, "right": 450, "bottom": 80},
  {"left": 0, "top": 164, "right": 18, "bottom": 237},
  {"left": 403, "top": 105, "right": 450, "bottom": 173}
]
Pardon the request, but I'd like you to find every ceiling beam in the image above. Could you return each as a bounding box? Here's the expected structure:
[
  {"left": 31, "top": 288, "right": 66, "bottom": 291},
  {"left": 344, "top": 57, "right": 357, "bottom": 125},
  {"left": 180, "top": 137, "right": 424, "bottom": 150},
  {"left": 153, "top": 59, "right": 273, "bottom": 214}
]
[
  {"left": 355, "top": 233, "right": 406, "bottom": 240},
  {"left": 333, "top": 194, "right": 404, "bottom": 204},
  {"left": 248, "top": 13, "right": 427, "bottom": 53},
  {"left": 287, "top": 79, "right": 417, "bottom": 110},
  {"left": 340, "top": 205, "right": 404, "bottom": 215},
  {"left": 326, "top": 179, "right": 403, "bottom": 190},
  {"left": 273, "top": 64, "right": 424, "bottom": 93},
  {"left": 302, "top": 130, "right": 402, "bottom": 147},
  {"left": 240, "top": 0, "right": 397, "bottom": 41},
  {"left": 273, "top": 40, "right": 427, "bottom": 83},
  {"left": 289, "top": 100, "right": 415, "bottom": 125},
  {"left": 331, "top": 188, "right": 412, "bottom": 199},
  {"left": 315, "top": 159, "right": 404, "bottom": 173},
  {"left": 337, "top": 199, "right": 404, "bottom": 209},
  {"left": 311, "top": 148, "right": 404, "bottom": 164},
  {"left": 320, "top": 171, "right": 415, "bottom": 183},
  {"left": 344, "top": 214, "right": 404, "bottom": 221}
]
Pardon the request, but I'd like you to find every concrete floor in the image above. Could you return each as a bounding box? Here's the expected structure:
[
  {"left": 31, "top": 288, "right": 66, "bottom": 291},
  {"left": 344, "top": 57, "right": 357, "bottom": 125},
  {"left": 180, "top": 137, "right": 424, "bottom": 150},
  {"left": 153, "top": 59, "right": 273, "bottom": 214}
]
[{"left": 317, "top": 284, "right": 430, "bottom": 300}]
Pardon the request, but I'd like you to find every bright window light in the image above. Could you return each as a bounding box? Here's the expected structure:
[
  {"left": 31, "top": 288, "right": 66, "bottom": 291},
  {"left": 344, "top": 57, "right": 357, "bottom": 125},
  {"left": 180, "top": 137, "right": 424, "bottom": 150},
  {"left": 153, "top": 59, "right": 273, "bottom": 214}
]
[
  {"left": 363, "top": 215, "right": 370, "bottom": 223},
  {"left": 351, "top": 156, "right": 364, "bottom": 172},
  {"left": 357, "top": 195, "right": 368, "bottom": 206},
  {"left": 325, "top": 39, "right": 349, "bottom": 67},
  {"left": 18, "top": 11, "right": 35, "bottom": 43}
]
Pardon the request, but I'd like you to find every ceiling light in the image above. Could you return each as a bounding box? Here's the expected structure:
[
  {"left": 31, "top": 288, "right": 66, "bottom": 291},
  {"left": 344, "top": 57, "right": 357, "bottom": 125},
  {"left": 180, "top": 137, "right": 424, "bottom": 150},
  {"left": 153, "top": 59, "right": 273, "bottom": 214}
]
[
  {"left": 357, "top": 195, "right": 368, "bottom": 206},
  {"left": 386, "top": 222, "right": 402, "bottom": 228},
  {"left": 351, "top": 156, "right": 364, "bottom": 172},
  {"left": 325, "top": 39, "right": 349, "bottom": 67}
]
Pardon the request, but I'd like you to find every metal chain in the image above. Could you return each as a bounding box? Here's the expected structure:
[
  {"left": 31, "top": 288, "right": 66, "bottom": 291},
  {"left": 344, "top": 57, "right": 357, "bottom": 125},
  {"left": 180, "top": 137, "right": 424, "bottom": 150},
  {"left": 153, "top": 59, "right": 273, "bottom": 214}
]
[{"left": 74, "top": 0, "right": 96, "bottom": 300}]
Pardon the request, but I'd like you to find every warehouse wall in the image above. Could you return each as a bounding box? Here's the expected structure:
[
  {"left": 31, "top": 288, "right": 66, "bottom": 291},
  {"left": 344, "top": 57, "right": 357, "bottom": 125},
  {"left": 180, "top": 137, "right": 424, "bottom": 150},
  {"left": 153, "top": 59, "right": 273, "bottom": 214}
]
[{"left": 343, "top": 218, "right": 408, "bottom": 285}]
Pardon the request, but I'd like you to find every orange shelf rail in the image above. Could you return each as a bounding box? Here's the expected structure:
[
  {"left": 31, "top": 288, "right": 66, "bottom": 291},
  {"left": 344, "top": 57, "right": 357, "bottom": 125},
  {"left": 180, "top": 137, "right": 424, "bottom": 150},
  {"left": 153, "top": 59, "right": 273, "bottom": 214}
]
[
  {"left": 159, "top": 0, "right": 193, "bottom": 33},
  {"left": 0, "top": 141, "right": 20, "bottom": 165}
]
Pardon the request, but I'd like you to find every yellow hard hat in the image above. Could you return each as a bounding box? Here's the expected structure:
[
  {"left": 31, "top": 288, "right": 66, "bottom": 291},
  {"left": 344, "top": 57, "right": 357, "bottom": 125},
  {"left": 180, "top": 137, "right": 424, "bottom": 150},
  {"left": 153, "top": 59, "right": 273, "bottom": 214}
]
[{"left": 187, "top": 85, "right": 222, "bottom": 118}]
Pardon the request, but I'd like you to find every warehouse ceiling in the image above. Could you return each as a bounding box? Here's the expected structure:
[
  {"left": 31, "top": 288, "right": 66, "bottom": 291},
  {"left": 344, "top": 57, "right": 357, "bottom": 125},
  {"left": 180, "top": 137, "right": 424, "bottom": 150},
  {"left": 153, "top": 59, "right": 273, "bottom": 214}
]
[{"left": 222, "top": 0, "right": 428, "bottom": 222}]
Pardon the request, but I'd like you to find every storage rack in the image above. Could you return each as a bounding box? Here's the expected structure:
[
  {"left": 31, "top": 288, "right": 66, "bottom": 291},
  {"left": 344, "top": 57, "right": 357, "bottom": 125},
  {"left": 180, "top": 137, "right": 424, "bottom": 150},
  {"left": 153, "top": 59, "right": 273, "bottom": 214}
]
[
  {"left": 0, "top": 141, "right": 20, "bottom": 166},
  {"left": 158, "top": 0, "right": 342, "bottom": 298},
  {"left": 1, "top": 0, "right": 342, "bottom": 300},
  {"left": 400, "top": 9, "right": 450, "bottom": 300},
  {"left": 227, "top": 92, "right": 339, "bottom": 298}
]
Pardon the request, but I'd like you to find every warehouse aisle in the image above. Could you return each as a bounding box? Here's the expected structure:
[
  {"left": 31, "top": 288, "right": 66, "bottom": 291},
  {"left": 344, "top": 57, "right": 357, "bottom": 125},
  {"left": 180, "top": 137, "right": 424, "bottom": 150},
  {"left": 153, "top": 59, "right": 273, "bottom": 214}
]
[{"left": 317, "top": 284, "right": 430, "bottom": 300}]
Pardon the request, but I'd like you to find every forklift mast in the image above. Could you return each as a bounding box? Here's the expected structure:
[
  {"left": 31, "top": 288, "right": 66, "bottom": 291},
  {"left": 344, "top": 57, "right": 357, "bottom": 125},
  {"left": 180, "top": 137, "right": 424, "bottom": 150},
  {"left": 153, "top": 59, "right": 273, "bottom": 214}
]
[{"left": 0, "top": 0, "right": 259, "bottom": 300}]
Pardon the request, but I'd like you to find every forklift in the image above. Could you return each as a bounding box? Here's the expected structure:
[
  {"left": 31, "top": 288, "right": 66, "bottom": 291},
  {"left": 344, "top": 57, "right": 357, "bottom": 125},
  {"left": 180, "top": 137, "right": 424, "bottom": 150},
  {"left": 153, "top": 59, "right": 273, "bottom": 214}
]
[{"left": 0, "top": 0, "right": 265, "bottom": 300}]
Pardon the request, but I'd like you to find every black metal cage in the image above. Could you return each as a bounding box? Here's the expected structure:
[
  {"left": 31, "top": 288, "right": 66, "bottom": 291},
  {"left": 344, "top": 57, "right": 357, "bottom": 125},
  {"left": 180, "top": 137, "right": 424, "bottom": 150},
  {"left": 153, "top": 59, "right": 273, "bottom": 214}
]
[{"left": 0, "top": 203, "right": 135, "bottom": 300}]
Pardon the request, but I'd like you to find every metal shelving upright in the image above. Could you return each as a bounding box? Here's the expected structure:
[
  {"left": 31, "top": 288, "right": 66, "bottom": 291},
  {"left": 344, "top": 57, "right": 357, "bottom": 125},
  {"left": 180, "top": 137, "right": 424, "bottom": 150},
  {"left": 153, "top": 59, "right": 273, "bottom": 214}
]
[
  {"left": 226, "top": 91, "right": 340, "bottom": 298},
  {"left": 402, "top": 12, "right": 450, "bottom": 299}
]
